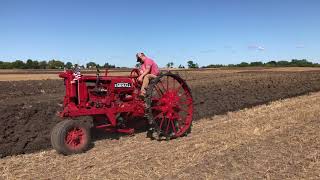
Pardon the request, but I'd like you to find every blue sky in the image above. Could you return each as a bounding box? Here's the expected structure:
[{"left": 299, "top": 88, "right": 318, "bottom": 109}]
[{"left": 1, "top": 0, "right": 319, "bottom": 67}]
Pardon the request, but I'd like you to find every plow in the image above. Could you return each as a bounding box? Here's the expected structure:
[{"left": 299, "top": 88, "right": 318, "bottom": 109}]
[{"left": 51, "top": 69, "right": 194, "bottom": 155}]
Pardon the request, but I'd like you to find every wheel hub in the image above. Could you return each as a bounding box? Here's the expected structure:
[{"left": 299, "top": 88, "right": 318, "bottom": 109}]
[
  {"left": 158, "top": 91, "right": 180, "bottom": 120},
  {"left": 66, "top": 128, "right": 84, "bottom": 148}
]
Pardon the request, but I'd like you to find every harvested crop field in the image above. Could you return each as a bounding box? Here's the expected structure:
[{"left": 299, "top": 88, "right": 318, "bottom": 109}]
[
  {"left": 1, "top": 89, "right": 320, "bottom": 179},
  {"left": 1, "top": 68, "right": 320, "bottom": 159}
]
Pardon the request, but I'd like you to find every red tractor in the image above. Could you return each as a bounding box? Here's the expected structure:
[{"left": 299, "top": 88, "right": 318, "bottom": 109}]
[{"left": 51, "top": 69, "right": 193, "bottom": 155}]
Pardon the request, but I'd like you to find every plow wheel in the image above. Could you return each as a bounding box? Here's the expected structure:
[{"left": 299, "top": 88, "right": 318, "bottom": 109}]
[
  {"left": 51, "top": 120, "right": 91, "bottom": 155},
  {"left": 145, "top": 72, "right": 193, "bottom": 140}
]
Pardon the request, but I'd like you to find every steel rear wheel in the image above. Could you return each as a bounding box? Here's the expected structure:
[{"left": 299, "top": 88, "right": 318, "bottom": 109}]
[
  {"left": 51, "top": 120, "right": 91, "bottom": 155},
  {"left": 145, "top": 72, "right": 193, "bottom": 140}
]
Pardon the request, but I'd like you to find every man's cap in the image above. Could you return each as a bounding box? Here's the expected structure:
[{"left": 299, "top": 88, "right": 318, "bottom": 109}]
[{"left": 136, "top": 52, "right": 144, "bottom": 62}]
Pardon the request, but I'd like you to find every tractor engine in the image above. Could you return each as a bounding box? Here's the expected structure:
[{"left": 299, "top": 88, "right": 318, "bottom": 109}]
[
  {"left": 86, "top": 78, "right": 135, "bottom": 108},
  {"left": 58, "top": 70, "right": 144, "bottom": 118}
]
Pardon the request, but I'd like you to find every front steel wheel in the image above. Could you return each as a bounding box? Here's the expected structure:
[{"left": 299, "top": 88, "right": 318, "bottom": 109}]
[{"left": 51, "top": 120, "right": 91, "bottom": 155}]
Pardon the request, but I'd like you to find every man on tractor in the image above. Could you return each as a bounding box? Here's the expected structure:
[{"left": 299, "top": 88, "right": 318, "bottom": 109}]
[{"left": 136, "top": 52, "right": 160, "bottom": 97}]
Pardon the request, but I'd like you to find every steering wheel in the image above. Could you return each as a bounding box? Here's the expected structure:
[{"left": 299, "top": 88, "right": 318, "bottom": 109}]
[
  {"left": 95, "top": 67, "right": 101, "bottom": 87},
  {"left": 130, "top": 68, "right": 141, "bottom": 87}
]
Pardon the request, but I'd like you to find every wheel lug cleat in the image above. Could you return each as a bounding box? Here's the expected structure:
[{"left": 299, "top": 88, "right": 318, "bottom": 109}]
[{"left": 146, "top": 127, "right": 155, "bottom": 140}]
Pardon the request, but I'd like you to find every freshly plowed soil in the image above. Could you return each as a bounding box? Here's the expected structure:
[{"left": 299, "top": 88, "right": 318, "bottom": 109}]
[
  {"left": 0, "top": 80, "right": 63, "bottom": 100},
  {"left": 1, "top": 70, "right": 320, "bottom": 158},
  {"left": 189, "top": 71, "right": 320, "bottom": 120}
]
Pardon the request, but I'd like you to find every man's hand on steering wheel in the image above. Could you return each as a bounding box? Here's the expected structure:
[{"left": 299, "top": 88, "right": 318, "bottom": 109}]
[{"left": 137, "top": 75, "right": 143, "bottom": 83}]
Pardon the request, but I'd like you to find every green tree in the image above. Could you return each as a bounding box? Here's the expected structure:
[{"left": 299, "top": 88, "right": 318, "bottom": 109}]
[
  {"left": 86, "top": 62, "right": 97, "bottom": 69},
  {"left": 291, "top": 59, "right": 312, "bottom": 67},
  {"left": 103, "top": 62, "right": 115, "bottom": 69},
  {"left": 1, "top": 62, "right": 13, "bottom": 69},
  {"left": 238, "top": 62, "right": 249, "bottom": 67},
  {"left": 166, "top": 62, "right": 174, "bottom": 68},
  {"left": 65, "top": 62, "right": 73, "bottom": 69},
  {"left": 135, "top": 63, "right": 141, "bottom": 68},
  {"left": 250, "top": 61, "right": 263, "bottom": 66},
  {"left": 48, "top": 59, "right": 64, "bottom": 69},
  {"left": 187, "top": 60, "right": 199, "bottom": 68},
  {"left": 32, "top": 60, "right": 39, "bottom": 69},
  {"left": 39, "top": 61, "right": 48, "bottom": 69},
  {"left": 266, "top": 61, "right": 277, "bottom": 67},
  {"left": 25, "top": 59, "right": 34, "bottom": 69},
  {"left": 205, "top": 64, "right": 224, "bottom": 68},
  {"left": 0, "top": 61, "right": 13, "bottom": 69},
  {"left": 12, "top": 60, "right": 25, "bottom": 69},
  {"left": 277, "top": 60, "right": 289, "bottom": 66},
  {"left": 187, "top": 60, "right": 193, "bottom": 68}
]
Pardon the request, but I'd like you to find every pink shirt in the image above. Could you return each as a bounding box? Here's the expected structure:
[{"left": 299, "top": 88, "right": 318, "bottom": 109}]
[{"left": 140, "top": 57, "right": 160, "bottom": 76}]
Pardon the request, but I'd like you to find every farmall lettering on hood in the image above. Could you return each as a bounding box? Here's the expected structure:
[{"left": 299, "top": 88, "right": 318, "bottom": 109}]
[{"left": 114, "top": 82, "right": 132, "bottom": 88}]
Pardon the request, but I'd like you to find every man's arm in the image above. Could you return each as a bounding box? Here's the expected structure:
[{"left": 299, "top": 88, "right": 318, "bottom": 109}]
[{"left": 138, "top": 65, "right": 151, "bottom": 82}]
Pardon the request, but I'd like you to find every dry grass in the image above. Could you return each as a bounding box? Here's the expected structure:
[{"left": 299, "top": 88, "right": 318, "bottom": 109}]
[
  {"left": 1, "top": 67, "right": 320, "bottom": 81},
  {"left": 0, "top": 74, "right": 60, "bottom": 81},
  {"left": 0, "top": 72, "right": 131, "bottom": 81},
  {"left": 1, "top": 91, "right": 320, "bottom": 179}
]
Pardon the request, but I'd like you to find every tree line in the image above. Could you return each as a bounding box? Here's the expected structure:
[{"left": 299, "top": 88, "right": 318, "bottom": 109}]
[
  {"left": 165, "top": 61, "right": 198, "bottom": 69},
  {"left": 167, "top": 59, "right": 320, "bottom": 69},
  {"left": 1, "top": 59, "right": 319, "bottom": 69},
  {"left": 203, "top": 59, "right": 320, "bottom": 68},
  {"left": 0, "top": 59, "right": 117, "bottom": 69}
]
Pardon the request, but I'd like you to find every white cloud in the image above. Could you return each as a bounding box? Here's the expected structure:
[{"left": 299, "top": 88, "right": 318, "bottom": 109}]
[
  {"left": 296, "top": 45, "right": 305, "bottom": 49},
  {"left": 248, "top": 45, "right": 265, "bottom": 51}
]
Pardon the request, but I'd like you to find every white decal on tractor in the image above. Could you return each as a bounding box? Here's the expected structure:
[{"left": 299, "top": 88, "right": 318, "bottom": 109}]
[{"left": 115, "top": 83, "right": 132, "bottom": 88}]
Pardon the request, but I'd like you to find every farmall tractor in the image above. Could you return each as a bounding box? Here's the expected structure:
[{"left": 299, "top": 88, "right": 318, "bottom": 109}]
[{"left": 51, "top": 69, "right": 193, "bottom": 155}]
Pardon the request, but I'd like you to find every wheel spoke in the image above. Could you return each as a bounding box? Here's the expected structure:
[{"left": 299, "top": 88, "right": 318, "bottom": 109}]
[
  {"left": 66, "top": 138, "right": 72, "bottom": 144},
  {"left": 171, "top": 120, "right": 177, "bottom": 134},
  {"left": 165, "top": 119, "right": 171, "bottom": 134},
  {"left": 167, "top": 76, "right": 169, "bottom": 90},
  {"left": 151, "top": 106, "right": 161, "bottom": 110},
  {"left": 159, "top": 80, "right": 167, "bottom": 92},
  {"left": 172, "top": 77, "right": 176, "bottom": 89},
  {"left": 159, "top": 115, "right": 165, "bottom": 130},
  {"left": 151, "top": 97, "right": 160, "bottom": 102},
  {"left": 153, "top": 112, "right": 163, "bottom": 120},
  {"left": 175, "top": 83, "right": 183, "bottom": 93},
  {"left": 179, "top": 101, "right": 191, "bottom": 106},
  {"left": 180, "top": 108, "right": 189, "bottom": 114},
  {"left": 155, "top": 85, "right": 163, "bottom": 96}
]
